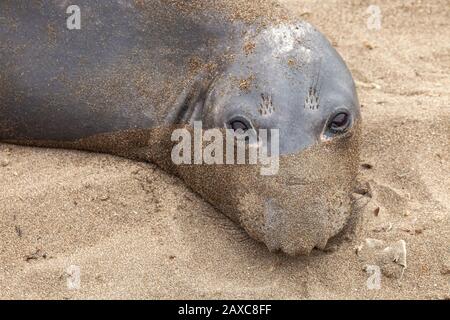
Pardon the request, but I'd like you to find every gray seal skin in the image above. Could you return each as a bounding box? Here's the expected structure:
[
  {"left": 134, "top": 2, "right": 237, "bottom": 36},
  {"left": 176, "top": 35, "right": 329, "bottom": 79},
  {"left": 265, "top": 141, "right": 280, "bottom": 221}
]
[{"left": 0, "top": 0, "right": 361, "bottom": 255}]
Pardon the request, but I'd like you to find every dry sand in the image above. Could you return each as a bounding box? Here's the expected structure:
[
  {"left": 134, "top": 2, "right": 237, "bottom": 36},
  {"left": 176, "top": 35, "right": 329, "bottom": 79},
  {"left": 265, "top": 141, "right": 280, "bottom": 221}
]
[{"left": 0, "top": 0, "right": 449, "bottom": 299}]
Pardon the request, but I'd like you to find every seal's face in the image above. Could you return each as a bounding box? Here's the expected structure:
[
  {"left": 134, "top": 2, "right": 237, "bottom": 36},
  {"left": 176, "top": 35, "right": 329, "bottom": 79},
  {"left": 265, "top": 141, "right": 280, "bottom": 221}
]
[
  {"left": 204, "top": 22, "right": 360, "bottom": 154},
  {"left": 182, "top": 23, "right": 361, "bottom": 255}
]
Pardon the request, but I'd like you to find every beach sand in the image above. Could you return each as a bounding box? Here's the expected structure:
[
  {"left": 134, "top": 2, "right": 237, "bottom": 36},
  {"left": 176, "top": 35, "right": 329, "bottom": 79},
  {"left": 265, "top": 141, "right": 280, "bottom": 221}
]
[{"left": 0, "top": 0, "right": 449, "bottom": 299}]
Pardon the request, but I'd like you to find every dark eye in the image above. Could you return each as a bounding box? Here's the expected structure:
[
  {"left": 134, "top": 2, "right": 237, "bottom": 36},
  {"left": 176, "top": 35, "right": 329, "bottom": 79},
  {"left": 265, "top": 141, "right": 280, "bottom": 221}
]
[
  {"left": 228, "top": 117, "right": 252, "bottom": 134},
  {"left": 230, "top": 120, "right": 249, "bottom": 132},
  {"left": 328, "top": 112, "right": 351, "bottom": 133}
]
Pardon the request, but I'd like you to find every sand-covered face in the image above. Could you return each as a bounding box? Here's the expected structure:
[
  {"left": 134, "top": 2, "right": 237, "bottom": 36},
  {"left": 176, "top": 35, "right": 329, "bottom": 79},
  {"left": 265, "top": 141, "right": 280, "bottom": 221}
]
[
  {"left": 235, "top": 130, "right": 361, "bottom": 255},
  {"left": 173, "top": 127, "right": 360, "bottom": 256},
  {"left": 171, "top": 22, "right": 361, "bottom": 255}
]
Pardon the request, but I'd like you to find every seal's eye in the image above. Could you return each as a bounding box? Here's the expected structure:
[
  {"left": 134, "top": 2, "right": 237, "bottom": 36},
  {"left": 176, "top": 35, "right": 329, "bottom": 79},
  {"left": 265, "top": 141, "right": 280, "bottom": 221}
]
[
  {"left": 228, "top": 118, "right": 251, "bottom": 133},
  {"left": 328, "top": 112, "right": 352, "bottom": 134},
  {"left": 230, "top": 120, "right": 248, "bottom": 131}
]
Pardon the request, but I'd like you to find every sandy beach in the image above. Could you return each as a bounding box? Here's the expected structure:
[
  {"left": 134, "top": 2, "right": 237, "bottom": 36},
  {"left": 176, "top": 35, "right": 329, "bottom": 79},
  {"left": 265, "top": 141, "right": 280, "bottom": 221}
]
[{"left": 0, "top": 0, "right": 449, "bottom": 299}]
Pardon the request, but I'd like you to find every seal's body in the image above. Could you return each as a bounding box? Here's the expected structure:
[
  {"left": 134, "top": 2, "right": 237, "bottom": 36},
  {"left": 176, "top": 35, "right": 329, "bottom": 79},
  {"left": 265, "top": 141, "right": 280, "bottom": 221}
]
[
  {"left": 0, "top": 0, "right": 361, "bottom": 255},
  {"left": 0, "top": 0, "right": 231, "bottom": 140}
]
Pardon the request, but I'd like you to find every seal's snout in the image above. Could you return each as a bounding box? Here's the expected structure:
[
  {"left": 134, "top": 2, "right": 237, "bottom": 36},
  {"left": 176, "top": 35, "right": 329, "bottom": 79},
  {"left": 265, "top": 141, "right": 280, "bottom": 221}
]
[
  {"left": 262, "top": 198, "right": 323, "bottom": 256},
  {"left": 233, "top": 121, "right": 361, "bottom": 255}
]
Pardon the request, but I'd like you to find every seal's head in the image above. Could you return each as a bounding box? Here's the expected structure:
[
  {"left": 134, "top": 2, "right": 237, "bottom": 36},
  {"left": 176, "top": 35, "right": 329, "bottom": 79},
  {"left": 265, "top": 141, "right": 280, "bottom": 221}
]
[{"left": 177, "top": 22, "right": 361, "bottom": 255}]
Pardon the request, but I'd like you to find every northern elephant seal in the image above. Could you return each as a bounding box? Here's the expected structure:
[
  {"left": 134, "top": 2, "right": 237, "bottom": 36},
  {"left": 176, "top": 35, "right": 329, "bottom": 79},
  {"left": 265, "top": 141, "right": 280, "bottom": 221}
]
[{"left": 0, "top": 0, "right": 361, "bottom": 255}]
